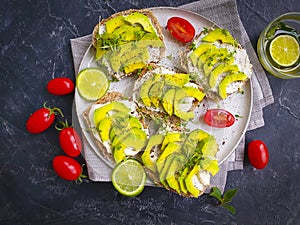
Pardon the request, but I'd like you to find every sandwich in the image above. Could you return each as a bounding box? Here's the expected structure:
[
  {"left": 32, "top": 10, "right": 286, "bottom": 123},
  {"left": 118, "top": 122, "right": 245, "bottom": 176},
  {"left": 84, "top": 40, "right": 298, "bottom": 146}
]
[
  {"left": 181, "top": 27, "right": 253, "bottom": 101},
  {"left": 92, "top": 9, "right": 165, "bottom": 80}
]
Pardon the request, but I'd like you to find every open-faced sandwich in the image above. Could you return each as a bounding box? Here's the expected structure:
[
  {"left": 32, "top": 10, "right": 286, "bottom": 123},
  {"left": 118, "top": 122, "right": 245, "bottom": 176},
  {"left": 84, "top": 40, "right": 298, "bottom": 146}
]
[
  {"left": 92, "top": 9, "right": 165, "bottom": 80},
  {"left": 181, "top": 27, "right": 252, "bottom": 101},
  {"left": 133, "top": 65, "right": 205, "bottom": 125}
]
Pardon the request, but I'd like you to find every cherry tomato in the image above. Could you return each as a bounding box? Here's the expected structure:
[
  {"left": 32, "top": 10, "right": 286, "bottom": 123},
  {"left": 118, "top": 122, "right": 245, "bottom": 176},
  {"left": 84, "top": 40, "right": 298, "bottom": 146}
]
[
  {"left": 203, "top": 109, "right": 235, "bottom": 128},
  {"left": 56, "top": 121, "right": 82, "bottom": 157},
  {"left": 26, "top": 103, "right": 63, "bottom": 134},
  {"left": 247, "top": 140, "right": 269, "bottom": 169},
  {"left": 47, "top": 77, "right": 74, "bottom": 95},
  {"left": 53, "top": 155, "right": 84, "bottom": 181},
  {"left": 167, "top": 17, "right": 195, "bottom": 43}
]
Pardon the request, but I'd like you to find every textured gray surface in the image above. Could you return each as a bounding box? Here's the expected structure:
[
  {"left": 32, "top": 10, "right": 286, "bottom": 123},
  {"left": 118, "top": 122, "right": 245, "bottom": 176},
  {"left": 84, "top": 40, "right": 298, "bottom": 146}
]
[{"left": 0, "top": 0, "right": 300, "bottom": 224}]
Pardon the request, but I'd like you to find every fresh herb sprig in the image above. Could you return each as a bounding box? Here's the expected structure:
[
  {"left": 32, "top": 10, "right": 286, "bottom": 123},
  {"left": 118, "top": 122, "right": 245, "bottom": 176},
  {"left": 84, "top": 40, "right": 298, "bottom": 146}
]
[{"left": 209, "top": 187, "right": 238, "bottom": 215}]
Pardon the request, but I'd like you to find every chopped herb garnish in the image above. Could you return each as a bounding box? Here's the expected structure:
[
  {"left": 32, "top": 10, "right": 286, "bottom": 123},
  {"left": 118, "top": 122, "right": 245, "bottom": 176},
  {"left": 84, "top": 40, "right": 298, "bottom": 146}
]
[
  {"left": 167, "top": 54, "right": 173, "bottom": 60},
  {"left": 203, "top": 27, "right": 209, "bottom": 34},
  {"left": 190, "top": 41, "right": 196, "bottom": 50},
  {"left": 234, "top": 114, "right": 243, "bottom": 118}
]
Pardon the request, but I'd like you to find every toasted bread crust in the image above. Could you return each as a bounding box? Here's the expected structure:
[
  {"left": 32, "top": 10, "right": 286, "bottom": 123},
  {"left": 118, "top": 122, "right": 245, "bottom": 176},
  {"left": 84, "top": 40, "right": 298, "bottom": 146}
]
[
  {"left": 92, "top": 9, "right": 164, "bottom": 47},
  {"left": 82, "top": 92, "right": 125, "bottom": 165}
]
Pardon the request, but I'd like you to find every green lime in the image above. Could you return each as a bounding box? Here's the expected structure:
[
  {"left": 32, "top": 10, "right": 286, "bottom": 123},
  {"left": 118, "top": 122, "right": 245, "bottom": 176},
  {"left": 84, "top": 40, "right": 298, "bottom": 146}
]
[
  {"left": 269, "top": 34, "right": 300, "bottom": 67},
  {"left": 76, "top": 68, "right": 109, "bottom": 101},
  {"left": 111, "top": 159, "right": 146, "bottom": 197}
]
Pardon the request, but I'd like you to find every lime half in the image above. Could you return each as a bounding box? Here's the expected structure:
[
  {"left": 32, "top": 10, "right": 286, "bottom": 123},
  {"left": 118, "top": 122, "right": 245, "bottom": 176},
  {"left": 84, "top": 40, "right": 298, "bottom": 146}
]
[
  {"left": 112, "top": 159, "right": 146, "bottom": 197},
  {"left": 76, "top": 68, "right": 109, "bottom": 101},
  {"left": 269, "top": 34, "right": 300, "bottom": 67}
]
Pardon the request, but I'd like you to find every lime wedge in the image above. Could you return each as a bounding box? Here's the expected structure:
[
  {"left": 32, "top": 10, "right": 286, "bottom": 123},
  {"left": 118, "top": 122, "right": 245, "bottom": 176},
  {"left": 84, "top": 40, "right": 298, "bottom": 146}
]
[
  {"left": 269, "top": 35, "right": 300, "bottom": 67},
  {"left": 76, "top": 68, "right": 109, "bottom": 101},
  {"left": 111, "top": 159, "right": 146, "bottom": 197}
]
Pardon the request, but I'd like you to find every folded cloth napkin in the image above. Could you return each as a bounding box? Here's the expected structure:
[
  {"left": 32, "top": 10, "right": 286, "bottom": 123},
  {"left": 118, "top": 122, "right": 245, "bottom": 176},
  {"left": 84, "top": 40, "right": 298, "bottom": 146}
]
[{"left": 70, "top": 0, "right": 274, "bottom": 193}]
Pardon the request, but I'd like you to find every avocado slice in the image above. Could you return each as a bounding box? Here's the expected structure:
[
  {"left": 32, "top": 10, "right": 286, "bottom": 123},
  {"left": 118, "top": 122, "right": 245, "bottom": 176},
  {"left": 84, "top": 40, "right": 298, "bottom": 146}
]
[
  {"left": 173, "top": 88, "right": 194, "bottom": 121},
  {"left": 197, "top": 45, "right": 218, "bottom": 69},
  {"left": 121, "top": 47, "right": 149, "bottom": 64},
  {"left": 112, "top": 127, "right": 147, "bottom": 163},
  {"left": 164, "top": 73, "right": 190, "bottom": 87},
  {"left": 165, "top": 154, "right": 186, "bottom": 193},
  {"left": 138, "top": 33, "right": 165, "bottom": 48},
  {"left": 122, "top": 57, "right": 147, "bottom": 74},
  {"left": 148, "top": 80, "right": 165, "bottom": 108},
  {"left": 93, "top": 102, "right": 130, "bottom": 127},
  {"left": 124, "top": 12, "right": 156, "bottom": 33},
  {"left": 202, "top": 28, "right": 236, "bottom": 45},
  {"left": 177, "top": 167, "right": 189, "bottom": 194},
  {"left": 113, "top": 144, "right": 127, "bottom": 163},
  {"left": 161, "top": 132, "right": 184, "bottom": 150},
  {"left": 141, "top": 134, "right": 164, "bottom": 171},
  {"left": 209, "top": 63, "right": 239, "bottom": 88},
  {"left": 197, "top": 136, "right": 218, "bottom": 157},
  {"left": 189, "top": 43, "right": 213, "bottom": 66},
  {"left": 202, "top": 48, "right": 229, "bottom": 76},
  {"left": 218, "top": 72, "right": 248, "bottom": 99},
  {"left": 184, "top": 165, "right": 201, "bottom": 197},
  {"left": 140, "top": 73, "right": 161, "bottom": 107},
  {"left": 161, "top": 88, "right": 176, "bottom": 116},
  {"left": 156, "top": 142, "right": 181, "bottom": 173},
  {"left": 159, "top": 153, "right": 177, "bottom": 188},
  {"left": 182, "top": 129, "right": 210, "bottom": 157},
  {"left": 105, "top": 15, "right": 126, "bottom": 33},
  {"left": 113, "top": 25, "right": 144, "bottom": 41},
  {"left": 109, "top": 116, "right": 143, "bottom": 141},
  {"left": 98, "top": 117, "right": 113, "bottom": 142},
  {"left": 200, "top": 158, "right": 219, "bottom": 176},
  {"left": 182, "top": 86, "right": 205, "bottom": 102}
]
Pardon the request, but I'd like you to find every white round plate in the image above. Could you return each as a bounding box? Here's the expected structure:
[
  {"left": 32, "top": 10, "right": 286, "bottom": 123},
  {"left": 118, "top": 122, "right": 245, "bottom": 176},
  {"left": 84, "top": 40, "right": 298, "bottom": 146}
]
[{"left": 74, "top": 7, "right": 253, "bottom": 168}]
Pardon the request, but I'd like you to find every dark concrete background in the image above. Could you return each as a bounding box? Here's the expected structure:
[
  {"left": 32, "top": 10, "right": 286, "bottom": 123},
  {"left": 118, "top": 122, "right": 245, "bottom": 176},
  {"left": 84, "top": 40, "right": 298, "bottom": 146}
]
[{"left": 1, "top": 0, "right": 299, "bottom": 224}]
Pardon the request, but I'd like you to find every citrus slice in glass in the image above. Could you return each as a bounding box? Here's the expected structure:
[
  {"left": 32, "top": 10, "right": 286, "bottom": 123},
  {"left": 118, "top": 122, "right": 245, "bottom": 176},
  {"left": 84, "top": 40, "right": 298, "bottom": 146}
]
[
  {"left": 111, "top": 158, "right": 146, "bottom": 197},
  {"left": 269, "top": 34, "right": 300, "bottom": 67},
  {"left": 76, "top": 68, "right": 109, "bottom": 101}
]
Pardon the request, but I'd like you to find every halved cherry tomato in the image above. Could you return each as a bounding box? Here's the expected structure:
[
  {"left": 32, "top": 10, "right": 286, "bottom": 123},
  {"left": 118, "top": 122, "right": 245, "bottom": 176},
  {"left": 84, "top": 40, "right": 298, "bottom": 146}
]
[
  {"left": 26, "top": 103, "right": 63, "bottom": 134},
  {"left": 247, "top": 140, "right": 269, "bottom": 169},
  {"left": 203, "top": 109, "right": 235, "bottom": 128},
  {"left": 167, "top": 17, "right": 195, "bottom": 43},
  {"left": 56, "top": 120, "right": 82, "bottom": 157},
  {"left": 53, "top": 155, "right": 85, "bottom": 181},
  {"left": 47, "top": 77, "right": 74, "bottom": 95}
]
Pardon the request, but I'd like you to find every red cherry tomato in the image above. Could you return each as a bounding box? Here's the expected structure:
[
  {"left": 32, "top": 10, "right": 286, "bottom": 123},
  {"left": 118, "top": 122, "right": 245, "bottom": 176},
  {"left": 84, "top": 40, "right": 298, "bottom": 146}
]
[
  {"left": 56, "top": 121, "right": 82, "bottom": 157},
  {"left": 53, "top": 155, "right": 83, "bottom": 181},
  {"left": 26, "top": 103, "right": 63, "bottom": 134},
  {"left": 203, "top": 109, "right": 235, "bottom": 128},
  {"left": 47, "top": 77, "right": 74, "bottom": 95},
  {"left": 247, "top": 140, "right": 269, "bottom": 169},
  {"left": 167, "top": 17, "right": 195, "bottom": 43}
]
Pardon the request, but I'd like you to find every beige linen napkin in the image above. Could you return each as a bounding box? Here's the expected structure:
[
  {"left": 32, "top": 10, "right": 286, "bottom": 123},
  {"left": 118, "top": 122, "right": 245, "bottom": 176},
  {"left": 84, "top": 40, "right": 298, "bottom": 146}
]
[{"left": 70, "top": 0, "right": 274, "bottom": 193}]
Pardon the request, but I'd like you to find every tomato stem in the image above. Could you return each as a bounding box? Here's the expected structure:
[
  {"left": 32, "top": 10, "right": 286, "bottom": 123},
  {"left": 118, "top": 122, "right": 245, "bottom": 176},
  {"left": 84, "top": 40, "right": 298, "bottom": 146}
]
[
  {"left": 55, "top": 119, "right": 70, "bottom": 131},
  {"left": 75, "top": 164, "right": 88, "bottom": 184},
  {"left": 43, "top": 101, "right": 64, "bottom": 118}
]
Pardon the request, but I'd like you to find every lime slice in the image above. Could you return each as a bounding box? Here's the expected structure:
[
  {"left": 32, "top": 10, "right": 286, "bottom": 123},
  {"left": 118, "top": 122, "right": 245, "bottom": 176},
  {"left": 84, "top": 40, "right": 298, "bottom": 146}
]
[
  {"left": 111, "top": 159, "right": 146, "bottom": 197},
  {"left": 76, "top": 68, "right": 109, "bottom": 101},
  {"left": 269, "top": 35, "right": 300, "bottom": 67}
]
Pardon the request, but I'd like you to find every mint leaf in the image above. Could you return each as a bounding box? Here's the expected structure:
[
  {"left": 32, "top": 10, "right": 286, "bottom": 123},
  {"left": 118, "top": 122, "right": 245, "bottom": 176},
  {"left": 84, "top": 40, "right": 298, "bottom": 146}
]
[
  {"left": 222, "top": 204, "right": 236, "bottom": 215},
  {"left": 223, "top": 189, "right": 238, "bottom": 203},
  {"left": 209, "top": 187, "right": 238, "bottom": 215},
  {"left": 209, "top": 187, "right": 222, "bottom": 202}
]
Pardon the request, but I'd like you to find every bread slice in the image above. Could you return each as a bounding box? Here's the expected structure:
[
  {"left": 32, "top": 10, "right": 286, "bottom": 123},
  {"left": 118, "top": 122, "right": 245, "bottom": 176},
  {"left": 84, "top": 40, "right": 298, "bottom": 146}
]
[
  {"left": 181, "top": 27, "right": 252, "bottom": 101},
  {"left": 92, "top": 9, "right": 165, "bottom": 80}
]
